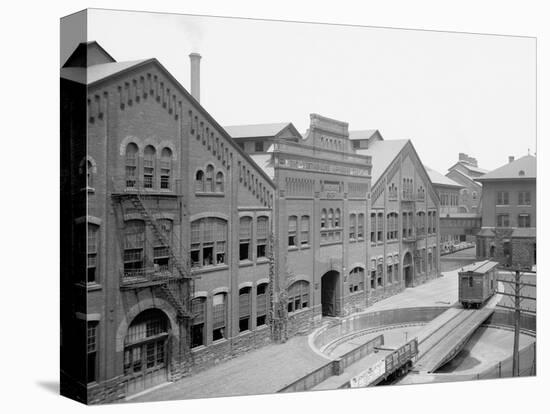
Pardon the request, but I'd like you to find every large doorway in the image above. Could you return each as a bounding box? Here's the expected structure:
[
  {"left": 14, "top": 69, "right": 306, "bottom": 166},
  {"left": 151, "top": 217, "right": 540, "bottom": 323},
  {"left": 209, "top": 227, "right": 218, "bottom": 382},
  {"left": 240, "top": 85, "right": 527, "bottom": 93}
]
[
  {"left": 403, "top": 252, "right": 413, "bottom": 287},
  {"left": 124, "top": 308, "right": 170, "bottom": 396},
  {"left": 321, "top": 271, "right": 340, "bottom": 317}
]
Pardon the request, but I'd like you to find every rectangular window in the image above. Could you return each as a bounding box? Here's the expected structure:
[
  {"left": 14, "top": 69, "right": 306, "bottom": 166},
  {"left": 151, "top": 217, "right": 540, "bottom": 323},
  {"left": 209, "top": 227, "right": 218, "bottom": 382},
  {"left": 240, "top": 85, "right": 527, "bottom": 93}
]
[
  {"left": 87, "top": 322, "right": 98, "bottom": 383},
  {"left": 387, "top": 264, "right": 393, "bottom": 284},
  {"left": 370, "top": 213, "right": 376, "bottom": 243},
  {"left": 288, "top": 216, "right": 297, "bottom": 248},
  {"left": 239, "top": 217, "right": 252, "bottom": 261},
  {"left": 239, "top": 288, "right": 251, "bottom": 332},
  {"left": 497, "top": 214, "right": 510, "bottom": 227},
  {"left": 518, "top": 191, "right": 531, "bottom": 206},
  {"left": 497, "top": 191, "right": 509, "bottom": 205},
  {"left": 518, "top": 214, "right": 531, "bottom": 228},
  {"left": 357, "top": 214, "right": 364, "bottom": 240},
  {"left": 349, "top": 214, "right": 356, "bottom": 240},
  {"left": 256, "top": 217, "right": 268, "bottom": 258},
  {"left": 377, "top": 212, "right": 384, "bottom": 242},
  {"left": 87, "top": 224, "right": 98, "bottom": 283},
  {"left": 300, "top": 216, "right": 310, "bottom": 246},
  {"left": 254, "top": 141, "right": 264, "bottom": 152}
]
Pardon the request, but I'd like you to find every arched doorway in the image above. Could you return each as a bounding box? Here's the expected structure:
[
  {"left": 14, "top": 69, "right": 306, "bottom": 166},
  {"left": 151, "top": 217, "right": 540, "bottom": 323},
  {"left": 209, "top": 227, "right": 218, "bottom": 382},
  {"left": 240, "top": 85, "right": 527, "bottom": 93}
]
[
  {"left": 403, "top": 252, "right": 413, "bottom": 287},
  {"left": 124, "top": 308, "right": 171, "bottom": 396},
  {"left": 321, "top": 271, "right": 340, "bottom": 317}
]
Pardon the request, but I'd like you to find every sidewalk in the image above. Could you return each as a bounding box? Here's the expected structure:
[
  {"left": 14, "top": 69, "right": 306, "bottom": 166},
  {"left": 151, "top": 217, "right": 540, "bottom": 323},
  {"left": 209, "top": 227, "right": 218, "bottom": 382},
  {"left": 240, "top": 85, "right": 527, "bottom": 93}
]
[{"left": 130, "top": 267, "right": 464, "bottom": 402}]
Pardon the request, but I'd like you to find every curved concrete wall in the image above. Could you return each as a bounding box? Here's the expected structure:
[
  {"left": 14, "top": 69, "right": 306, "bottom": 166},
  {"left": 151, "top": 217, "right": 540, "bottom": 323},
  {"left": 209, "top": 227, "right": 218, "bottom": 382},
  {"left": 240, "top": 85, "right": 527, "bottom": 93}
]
[{"left": 312, "top": 307, "right": 449, "bottom": 350}]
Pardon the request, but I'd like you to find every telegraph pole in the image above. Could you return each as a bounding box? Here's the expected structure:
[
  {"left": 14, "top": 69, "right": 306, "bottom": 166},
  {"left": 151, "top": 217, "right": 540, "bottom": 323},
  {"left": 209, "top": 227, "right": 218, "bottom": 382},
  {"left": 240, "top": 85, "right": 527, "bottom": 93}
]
[{"left": 496, "top": 266, "right": 536, "bottom": 377}]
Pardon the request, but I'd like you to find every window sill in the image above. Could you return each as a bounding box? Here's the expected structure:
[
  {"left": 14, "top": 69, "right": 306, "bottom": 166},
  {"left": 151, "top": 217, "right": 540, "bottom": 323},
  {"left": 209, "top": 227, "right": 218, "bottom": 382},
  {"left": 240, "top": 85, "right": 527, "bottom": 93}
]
[
  {"left": 191, "top": 264, "right": 229, "bottom": 275},
  {"left": 288, "top": 246, "right": 299, "bottom": 252},
  {"left": 238, "top": 330, "right": 252, "bottom": 337},
  {"left": 299, "top": 244, "right": 311, "bottom": 250},
  {"left": 256, "top": 257, "right": 270, "bottom": 265},
  {"left": 239, "top": 260, "right": 254, "bottom": 268},
  {"left": 211, "top": 338, "right": 228, "bottom": 346},
  {"left": 320, "top": 241, "right": 343, "bottom": 247},
  {"left": 191, "top": 345, "right": 206, "bottom": 353},
  {"left": 288, "top": 307, "right": 310, "bottom": 317},
  {"left": 87, "top": 283, "right": 102, "bottom": 292},
  {"left": 195, "top": 192, "right": 225, "bottom": 197},
  {"left": 348, "top": 290, "right": 365, "bottom": 296}
]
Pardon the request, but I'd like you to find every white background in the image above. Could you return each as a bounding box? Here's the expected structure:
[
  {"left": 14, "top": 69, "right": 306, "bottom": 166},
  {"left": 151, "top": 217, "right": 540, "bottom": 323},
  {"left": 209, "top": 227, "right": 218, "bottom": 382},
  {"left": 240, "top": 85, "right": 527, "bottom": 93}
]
[{"left": 0, "top": 0, "right": 547, "bottom": 412}]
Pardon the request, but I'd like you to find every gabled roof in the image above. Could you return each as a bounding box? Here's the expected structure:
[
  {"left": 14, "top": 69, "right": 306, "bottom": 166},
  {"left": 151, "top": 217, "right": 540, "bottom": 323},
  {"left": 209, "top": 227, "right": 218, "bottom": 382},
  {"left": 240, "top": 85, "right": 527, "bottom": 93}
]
[
  {"left": 425, "top": 166, "right": 463, "bottom": 188},
  {"left": 62, "top": 41, "right": 116, "bottom": 68},
  {"left": 355, "top": 139, "right": 408, "bottom": 182},
  {"left": 249, "top": 154, "right": 275, "bottom": 180},
  {"left": 60, "top": 59, "right": 152, "bottom": 85},
  {"left": 446, "top": 168, "right": 482, "bottom": 187},
  {"left": 223, "top": 122, "right": 301, "bottom": 140},
  {"left": 348, "top": 129, "right": 380, "bottom": 140},
  {"left": 476, "top": 155, "right": 536, "bottom": 181},
  {"left": 448, "top": 161, "right": 488, "bottom": 176}
]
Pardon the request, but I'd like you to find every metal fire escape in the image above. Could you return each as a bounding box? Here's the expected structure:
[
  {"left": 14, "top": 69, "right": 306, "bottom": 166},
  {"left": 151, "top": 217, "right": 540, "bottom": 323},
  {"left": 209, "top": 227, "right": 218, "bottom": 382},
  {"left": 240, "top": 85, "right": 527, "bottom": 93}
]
[{"left": 112, "top": 178, "right": 197, "bottom": 327}]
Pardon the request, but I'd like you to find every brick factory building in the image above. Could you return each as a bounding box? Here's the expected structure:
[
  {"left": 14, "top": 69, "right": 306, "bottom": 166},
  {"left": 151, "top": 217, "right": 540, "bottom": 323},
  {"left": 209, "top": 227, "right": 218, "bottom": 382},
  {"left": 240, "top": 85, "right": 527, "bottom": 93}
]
[
  {"left": 475, "top": 155, "right": 536, "bottom": 268},
  {"left": 425, "top": 167, "right": 481, "bottom": 250},
  {"left": 61, "top": 42, "right": 276, "bottom": 403},
  {"left": 352, "top": 131, "right": 441, "bottom": 290},
  {"left": 62, "top": 42, "right": 442, "bottom": 404}
]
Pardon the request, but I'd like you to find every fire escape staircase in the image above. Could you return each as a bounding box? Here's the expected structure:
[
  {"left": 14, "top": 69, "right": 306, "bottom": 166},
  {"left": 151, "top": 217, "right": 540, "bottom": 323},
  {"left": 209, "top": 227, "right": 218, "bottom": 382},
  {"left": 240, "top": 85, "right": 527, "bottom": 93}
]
[{"left": 127, "top": 194, "right": 196, "bottom": 321}]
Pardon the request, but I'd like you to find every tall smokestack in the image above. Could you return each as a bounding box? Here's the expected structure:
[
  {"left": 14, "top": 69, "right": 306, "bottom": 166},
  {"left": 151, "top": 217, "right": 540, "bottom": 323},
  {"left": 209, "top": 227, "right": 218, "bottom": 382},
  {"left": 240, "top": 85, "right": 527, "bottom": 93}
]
[{"left": 189, "top": 52, "right": 201, "bottom": 102}]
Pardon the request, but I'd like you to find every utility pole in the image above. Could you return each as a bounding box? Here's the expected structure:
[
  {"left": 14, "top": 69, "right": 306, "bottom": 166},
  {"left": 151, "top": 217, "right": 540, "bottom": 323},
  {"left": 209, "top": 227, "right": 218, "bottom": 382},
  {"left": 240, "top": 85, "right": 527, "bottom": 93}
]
[{"left": 496, "top": 266, "right": 536, "bottom": 377}]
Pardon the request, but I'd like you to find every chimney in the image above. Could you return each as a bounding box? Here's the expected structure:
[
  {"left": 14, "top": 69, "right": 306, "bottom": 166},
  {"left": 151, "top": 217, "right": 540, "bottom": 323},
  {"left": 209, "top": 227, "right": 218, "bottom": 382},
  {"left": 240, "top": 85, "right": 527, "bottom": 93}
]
[
  {"left": 508, "top": 156, "right": 515, "bottom": 163},
  {"left": 189, "top": 53, "right": 201, "bottom": 102}
]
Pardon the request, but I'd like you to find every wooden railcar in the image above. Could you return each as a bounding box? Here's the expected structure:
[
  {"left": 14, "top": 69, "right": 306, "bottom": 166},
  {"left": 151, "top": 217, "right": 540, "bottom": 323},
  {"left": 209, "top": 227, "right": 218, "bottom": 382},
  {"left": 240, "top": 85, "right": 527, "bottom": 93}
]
[{"left": 458, "top": 260, "right": 499, "bottom": 308}]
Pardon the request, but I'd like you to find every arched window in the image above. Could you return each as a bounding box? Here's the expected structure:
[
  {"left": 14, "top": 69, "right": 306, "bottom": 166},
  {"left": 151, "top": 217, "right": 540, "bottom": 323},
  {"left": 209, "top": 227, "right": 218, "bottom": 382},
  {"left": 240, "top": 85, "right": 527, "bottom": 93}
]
[
  {"left": 212, "top": 293, "right": 227, "bottom": 341},
  {"left": 256, "top": 283, "right": 268, "bottom": 326},
  {"left": 124, "top": 309, "right": 169, "bottom": 379},
  {"left": 377, "top": 212, "right": 384, "bottom": 241},
  {"left": 328, "top": 209, "right": 334, "bottom": 228},
  {"left": 195, "top": 170, "right": 204, "bottom": 192},
  {"left": 123, "top": 220, "right": 145, "bottom": 278},
  {"left": 376, "top": 261, "right": 383, "bottom": 287},
  {"left": 257, "top": 216, "right": 268, "bottom": 258},
  {"left": 287, "top": 280, "right": 309, "bottom": 313},
  {"left": 143, "top": 145, "right": 156, "bottom": 188},
  {"left": 87, "top": 223, "right": 99, "bottom": 284},
  {"left": 472, "top": 191, "right": 477, "bottom": 201},
  {"left": 125, "top": 143, "right": 138, "bottom": 188},
  {"left": 86, "top": 160, "right": 94, "bottom": 188},
  {"left": 191, "top": 297, "right": 206, "bottom": 348},
  {"left": 215, "top": 171, "right": 224, "bottom": 193},
  {"left": 321, "top": 209, "right": 327, "bottom": 229},
  {"left": 349, "top": 267, "right": 364, "bottom": 293},
  {"left": 239, "top": 216, "right": 253, "bottom": 260},
  {"left": 288, "top": 216, "right": 297, "bottom": 248},
  {"left": 160, "top": 148, "right": 172, "bottom": 190},
  {"left": 334, "top": 209, "right": 341, "bottom": 228},
  {"left": 205, "top": 165, "right": 214, "bottom": 192},
  {"left": 190, "top": 218, "right": 227, "bottom": 268},
  {"left": 239, "top": 287, "right": 251, "bottom": 332}
]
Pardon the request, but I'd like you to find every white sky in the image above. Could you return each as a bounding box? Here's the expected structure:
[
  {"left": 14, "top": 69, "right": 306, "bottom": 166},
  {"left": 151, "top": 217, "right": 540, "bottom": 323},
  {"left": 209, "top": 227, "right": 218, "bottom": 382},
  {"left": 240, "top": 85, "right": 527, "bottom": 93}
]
[{"left": 68, "top": 8, "right": 536, "bottom": 174}]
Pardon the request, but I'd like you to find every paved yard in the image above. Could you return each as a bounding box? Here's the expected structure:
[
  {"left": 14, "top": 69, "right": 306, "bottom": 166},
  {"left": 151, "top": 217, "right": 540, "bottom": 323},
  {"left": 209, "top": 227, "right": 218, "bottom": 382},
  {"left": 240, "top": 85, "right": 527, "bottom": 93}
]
[{"left": 129, "top": 266, "right": 466, "bottom": 402}]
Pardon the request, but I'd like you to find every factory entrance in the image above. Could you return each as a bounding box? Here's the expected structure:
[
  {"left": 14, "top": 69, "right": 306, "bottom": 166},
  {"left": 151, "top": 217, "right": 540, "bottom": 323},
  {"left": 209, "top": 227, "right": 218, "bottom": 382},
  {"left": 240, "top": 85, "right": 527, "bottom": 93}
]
[
  {"left": 403, "top": 252, "right": 413, "bottom": 287},
  {"left": 321, "top": 270, "right": 340, "bottom": 317},
  {"left": 123, "top": 308, "right": 170, "bottom": 396}
]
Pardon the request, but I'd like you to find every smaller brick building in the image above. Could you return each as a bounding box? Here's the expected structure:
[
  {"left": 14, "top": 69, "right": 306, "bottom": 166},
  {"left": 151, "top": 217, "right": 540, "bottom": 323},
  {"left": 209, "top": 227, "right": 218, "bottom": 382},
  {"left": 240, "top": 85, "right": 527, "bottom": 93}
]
[
  {"left": 475, "top": 155, "right": 536, "bottom": 269},
  {"left": 446, "top": 153, "right": 485, "bottom": 214}
]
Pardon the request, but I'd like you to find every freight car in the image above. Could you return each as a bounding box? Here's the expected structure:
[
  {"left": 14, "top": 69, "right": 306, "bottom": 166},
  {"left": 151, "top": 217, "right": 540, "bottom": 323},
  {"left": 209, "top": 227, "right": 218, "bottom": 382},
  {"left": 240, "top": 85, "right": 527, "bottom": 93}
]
[{"left": 458, "top": 260, "right": 499, "bottom": 308}]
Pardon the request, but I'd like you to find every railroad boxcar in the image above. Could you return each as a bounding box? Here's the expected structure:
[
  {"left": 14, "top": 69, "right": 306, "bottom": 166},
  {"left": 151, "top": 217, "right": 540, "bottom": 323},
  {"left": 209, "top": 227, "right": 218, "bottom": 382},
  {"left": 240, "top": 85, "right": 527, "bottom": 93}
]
[{"left": 458, "top": 260, "right": 499, "bottom": 308}]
